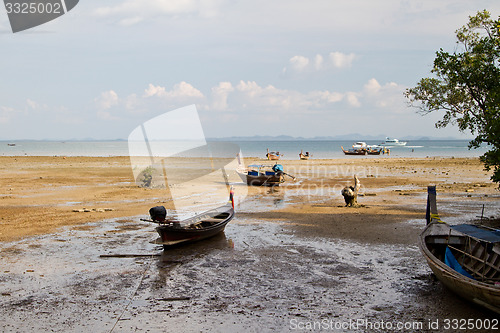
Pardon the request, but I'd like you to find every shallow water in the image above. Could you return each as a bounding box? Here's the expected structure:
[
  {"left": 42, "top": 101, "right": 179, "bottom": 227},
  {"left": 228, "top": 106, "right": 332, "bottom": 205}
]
[{"left": 0, "top": 139, "right": 489, "bottom": 159}]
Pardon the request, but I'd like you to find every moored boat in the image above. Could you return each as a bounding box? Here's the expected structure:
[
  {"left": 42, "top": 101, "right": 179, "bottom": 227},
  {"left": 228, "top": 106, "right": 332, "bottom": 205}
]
[
  {"left": 352, "top": 142, "right": 381, "bottom": 149},
  {"left": 380, "top": 137, "right": 407, "bottom": 146},
  {"left": 341, "top": 146, "right": 367, "bottom": 155},
  {"left": 299, "top": 150, "right": 311, "bottom": 160},
  {"left": 366, "top": 148, "right": 382, "bottom": 155},
  {"left": 266, "top": 148, "right": 282, "bottom": 160},
  {"left": 237, "top": 164, "right": 285, "bottom": 186},
  {"left": 145, "top": 189, "right": 235, "bottom": 249},
  {"left": 352, "top": 142, "right": 367, "bottom": 149},
  {"left": 419, "top": 186, "right": 500, "bottom": 314}
]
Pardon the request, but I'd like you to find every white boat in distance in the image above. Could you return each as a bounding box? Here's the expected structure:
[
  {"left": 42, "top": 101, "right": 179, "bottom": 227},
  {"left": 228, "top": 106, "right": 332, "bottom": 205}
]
[
  {"left": 381, "top": 137, "right": 407, "bottom": 146},
  {"left": 352, "top": 142, "right": 381, "bottom": 149}
]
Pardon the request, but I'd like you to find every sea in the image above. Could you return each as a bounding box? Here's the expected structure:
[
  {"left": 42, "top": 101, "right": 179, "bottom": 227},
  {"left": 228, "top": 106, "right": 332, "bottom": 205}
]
[{"left": 0, "top": 139, "right": 489, "bottom": 159}]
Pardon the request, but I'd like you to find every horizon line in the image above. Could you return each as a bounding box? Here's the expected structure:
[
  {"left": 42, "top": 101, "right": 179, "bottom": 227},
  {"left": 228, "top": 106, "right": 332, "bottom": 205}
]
[{"left": 0, "top": 135, "right": 472, "bottom": 142}]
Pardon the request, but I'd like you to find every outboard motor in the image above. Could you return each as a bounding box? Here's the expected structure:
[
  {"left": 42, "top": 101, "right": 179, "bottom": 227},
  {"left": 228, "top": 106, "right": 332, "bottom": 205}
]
[{"left": 149, "top": 206, "right": 167, "bottom": 222}]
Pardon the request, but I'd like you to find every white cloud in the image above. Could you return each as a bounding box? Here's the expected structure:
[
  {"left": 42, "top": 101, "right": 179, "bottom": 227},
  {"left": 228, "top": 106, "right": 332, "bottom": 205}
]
[
  {"left": 345, "top": 92, "right": 361, "bottom": 107},
  {"left": 125, "top": 94, "right": 139, "bottom": 110},
  {"left": 97, "top": 77, "right": 405, "bottom": 118},
  {"left": 364, "top": 78, "right": 382, "bottom": 94},
  {"left": 108, "top": 80, "right": 345, "bottom": 115},
  {"left": 310, "top": 90, "right": 343, "bottom": 104},
  {"left": 171, "top": 81, "right": 204, "bottom": 98},
  {"left": 90, "top": 77, "right": 407, "bottom": 137},
  {"left": 236, "top": 81, "right": 294, "bottom": 109},
  {"left": 144, "top": 84, "right": 167, "bottom": 98},
  {"left": 285, "top": 51, "right": 356, "bottom": 74},
  {"left": 95, "top": 90, "right": 119, "bottom": 110},
  {"left": 234, "top": 80, "right": 347, "bottom": 112},
  {"left": 26, "top": 99, "right": 38, "bottom": 110},
  {"left": 93, "top": 82, "right": 205, "bottom": 119},
  {"left": 361, "top": 78, "right": 406, "bottom": 111},
  {"left": 314, "top": 54, "right": 324, "bottom": 70},
  {"left": 329, "top": 52, "right": 355, "bottom": 68},
  {"left": 236, "top": 81, "right": 262, "bottom": 96},
  {"left": 289, "top": 55, "right": 310, "bottom": 72},
  {"left": 211, "top": 81, "right": 234, "bottom": 110},
  {"left": 25, "top": 99, "right": 49, "bottom": 112},
  {"left": 144, "top": 82, "right": 204, "bottom": 99},
  {"left": 93, "top": 92, "right": 122, "bottom": 120},
  {"left": 94, "top": 0, "right": 224, "bottom": 25},
  {"left": 96, "top": 79, "right": 383, "bottom": 120}
]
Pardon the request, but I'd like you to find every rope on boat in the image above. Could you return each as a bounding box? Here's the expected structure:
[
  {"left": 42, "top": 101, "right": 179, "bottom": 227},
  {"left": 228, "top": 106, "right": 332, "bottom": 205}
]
[{"left": 109, "top": 253, "right": 156, "bottom": 333}]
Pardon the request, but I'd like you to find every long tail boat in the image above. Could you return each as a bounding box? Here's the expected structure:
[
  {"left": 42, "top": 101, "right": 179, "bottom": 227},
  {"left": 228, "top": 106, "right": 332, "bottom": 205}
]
[
  {"left": 144, "top": 189, "right": 235, "bottom": 249},
  {"left": 237, "top": 164, "right": 285, "bottom": 186},
  {"left": 299, "top": 150, "right": 311, "bottom": 160},
  {"left": 341, "top": 146, "right": 367, "bottom": 155},
  {"left": 266, "top": 148, "right": 282, "bottom": 160},
  {"left": 419, "top": 186, "right": 500, "bottom": 314}
]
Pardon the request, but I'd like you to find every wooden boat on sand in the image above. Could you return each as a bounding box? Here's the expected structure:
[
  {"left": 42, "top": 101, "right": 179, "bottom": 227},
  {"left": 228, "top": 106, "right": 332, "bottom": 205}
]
[
  {"left": 266, "top": 149, "right": 282, "bottom": 160},
  {"left": 237, "top": 164, "right": 285, "bottom": 186},
  {"left": 419, "top": 186, "right": 500, "bottom": 314},
  {"left": 299, "top": 150, "right": 311, "bottom": 160},
  {"left": 144, "top": 189, "right": 235, "bottom": 249}
]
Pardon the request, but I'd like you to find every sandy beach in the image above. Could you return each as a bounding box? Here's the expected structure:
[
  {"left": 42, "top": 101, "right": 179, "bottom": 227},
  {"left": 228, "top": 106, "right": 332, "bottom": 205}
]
[
  {"left": 1, "top": 155, "right": 497, "bottom": 242},
  {"left": 1, "top": 155, "right": 499, "bottom": 331}
]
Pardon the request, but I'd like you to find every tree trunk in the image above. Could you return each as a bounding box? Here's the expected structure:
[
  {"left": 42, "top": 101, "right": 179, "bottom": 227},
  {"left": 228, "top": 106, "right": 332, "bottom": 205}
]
[{"left": 341, "top": 176, "right": 360, "bottom": 207}]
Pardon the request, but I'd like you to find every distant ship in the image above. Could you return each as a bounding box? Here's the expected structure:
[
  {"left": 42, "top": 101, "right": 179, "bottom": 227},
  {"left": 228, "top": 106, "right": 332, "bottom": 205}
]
[{"left": 380, "top": 137, "right": 407, "bottom": 146}]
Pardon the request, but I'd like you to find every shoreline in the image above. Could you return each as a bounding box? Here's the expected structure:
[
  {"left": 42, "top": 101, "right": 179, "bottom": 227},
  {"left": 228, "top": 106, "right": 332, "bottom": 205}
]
[{"left": 0, "top": 138, "right": 489, "bottom": 160}]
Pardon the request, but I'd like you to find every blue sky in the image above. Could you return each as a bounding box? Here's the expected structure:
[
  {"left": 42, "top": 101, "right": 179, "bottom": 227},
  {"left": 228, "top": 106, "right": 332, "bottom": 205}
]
[{"left": 0, "top": 0, "right": 499, "bottom": 140}]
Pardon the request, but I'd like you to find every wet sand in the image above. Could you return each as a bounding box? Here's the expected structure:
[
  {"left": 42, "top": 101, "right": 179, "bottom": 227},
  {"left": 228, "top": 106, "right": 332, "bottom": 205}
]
[{"left": 1, "top": 156, "right": 499, "bottom": 332}]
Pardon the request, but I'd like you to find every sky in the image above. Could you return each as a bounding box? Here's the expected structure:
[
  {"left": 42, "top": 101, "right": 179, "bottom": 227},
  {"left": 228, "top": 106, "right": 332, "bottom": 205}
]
[{"left": 0, "top": 0, "right": 499, "bottom": 140}]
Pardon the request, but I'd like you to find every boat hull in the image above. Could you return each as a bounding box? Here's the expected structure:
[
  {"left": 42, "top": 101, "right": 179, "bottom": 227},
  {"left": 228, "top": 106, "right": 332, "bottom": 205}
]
[
  {"left": 266, "top": 149, "right": 281, "bottom": 160},
  {"left": 343, "top": 152, "right": 366, "bottom": 155},
  {"left": 299, "top": 150, "right": 310, "bottom": 160},
  {"left": 266, "top": 154, "right": 280, "bottom": 160},
  {"left": 341, "top": 146, "right": 367, "bottom": 155},
  {"left": 155, "top": 205, "right": 234, "bottom": 248},
  {"left": 419, "top": 222, "right": 500, "bottom": 314},
  {"left": 238, "top": 171, "right": 284, "bottom": 186}
]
